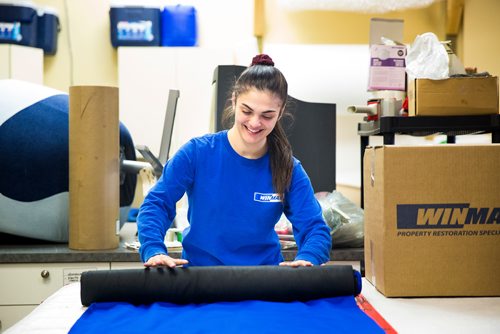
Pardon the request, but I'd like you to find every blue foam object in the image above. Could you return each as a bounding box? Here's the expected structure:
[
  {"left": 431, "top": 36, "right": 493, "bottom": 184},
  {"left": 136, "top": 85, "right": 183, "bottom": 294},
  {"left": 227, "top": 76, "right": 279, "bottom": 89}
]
[{"left": 0, "top": 80, "right": 136, "bottom": 242}]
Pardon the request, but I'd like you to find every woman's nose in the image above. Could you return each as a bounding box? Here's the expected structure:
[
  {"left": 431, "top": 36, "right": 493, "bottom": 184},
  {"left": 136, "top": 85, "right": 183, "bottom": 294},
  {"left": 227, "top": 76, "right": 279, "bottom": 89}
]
[{"left": 248, "top": 115, "right": 261, "bottom": 127}]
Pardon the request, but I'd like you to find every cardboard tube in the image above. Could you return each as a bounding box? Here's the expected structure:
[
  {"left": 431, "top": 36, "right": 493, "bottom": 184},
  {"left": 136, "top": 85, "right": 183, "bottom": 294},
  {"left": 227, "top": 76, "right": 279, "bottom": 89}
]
[{"left": 69, "top": 86, "right": 119, "bottom": 250}]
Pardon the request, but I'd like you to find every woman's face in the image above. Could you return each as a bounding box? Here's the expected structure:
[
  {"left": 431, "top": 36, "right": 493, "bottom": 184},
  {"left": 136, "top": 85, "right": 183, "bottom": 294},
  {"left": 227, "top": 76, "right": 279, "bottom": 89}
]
[{"left": 232, "top": 88, "right": 283, "bottom": 150}]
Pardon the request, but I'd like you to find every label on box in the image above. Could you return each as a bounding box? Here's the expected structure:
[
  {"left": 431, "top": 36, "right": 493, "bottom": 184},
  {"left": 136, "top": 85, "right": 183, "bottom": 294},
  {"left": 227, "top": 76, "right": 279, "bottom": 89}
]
[
  {"left": 116, "top": 20, "right": 154, "bottom": 41},
  {"left": 0, "top": 22, "right": 22, "bottom": 42},
  {"left": 368, "top": 45, "right": 406, "bottom": 91}
]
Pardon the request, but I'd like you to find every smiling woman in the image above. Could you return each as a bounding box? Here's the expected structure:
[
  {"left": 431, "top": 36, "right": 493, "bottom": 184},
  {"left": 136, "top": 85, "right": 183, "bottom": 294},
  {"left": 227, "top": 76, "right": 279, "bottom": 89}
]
[
  {"left": 137, "top": 54, "right": 332, "bottom": 269},
  {"left": 224, "top": 54, "right": 292, "bottom": 195},
  {"left": 228, "top": 89, "right": 282, "bottom": 157}
]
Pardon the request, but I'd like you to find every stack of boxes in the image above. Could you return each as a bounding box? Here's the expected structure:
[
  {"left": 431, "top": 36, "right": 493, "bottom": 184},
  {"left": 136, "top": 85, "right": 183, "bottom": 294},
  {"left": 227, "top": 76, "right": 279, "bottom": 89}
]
[{"left": 364, "top": 19, "right": 500, "bottom": 297}]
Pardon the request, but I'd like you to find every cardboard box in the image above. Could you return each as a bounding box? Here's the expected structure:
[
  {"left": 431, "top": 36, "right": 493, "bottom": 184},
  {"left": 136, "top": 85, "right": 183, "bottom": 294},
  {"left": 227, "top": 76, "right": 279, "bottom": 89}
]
[
  {"left": 368, "top": 18, "right": 406, "bottom": 92},
  {"left": 408, "top": 76, "right": 499, "bottom": 116},
  {"left": 368, "top": 44, "right": 407, "bottom": 91},
  {"left": 363, "top": 145, "right": 500, "bottom": 297}
]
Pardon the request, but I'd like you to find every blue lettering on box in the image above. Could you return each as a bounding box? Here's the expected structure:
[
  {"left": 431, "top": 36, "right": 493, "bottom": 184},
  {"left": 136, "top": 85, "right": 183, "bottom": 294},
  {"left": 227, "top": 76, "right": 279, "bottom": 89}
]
[{"left": 397, "top": 204, "right": 500, "bottom": 229}]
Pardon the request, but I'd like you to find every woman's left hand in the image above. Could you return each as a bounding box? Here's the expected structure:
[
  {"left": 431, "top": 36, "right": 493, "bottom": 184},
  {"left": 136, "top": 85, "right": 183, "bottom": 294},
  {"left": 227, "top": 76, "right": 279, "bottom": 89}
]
[{"left": 279, "top": 260, "right": 313, "bottom": 267}]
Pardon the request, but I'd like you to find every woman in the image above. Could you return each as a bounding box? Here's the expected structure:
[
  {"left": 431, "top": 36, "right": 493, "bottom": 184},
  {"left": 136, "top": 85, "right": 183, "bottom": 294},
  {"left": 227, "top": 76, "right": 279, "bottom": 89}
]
[{"left": 137, "top": 54, "right": 331, "bottom": 268}]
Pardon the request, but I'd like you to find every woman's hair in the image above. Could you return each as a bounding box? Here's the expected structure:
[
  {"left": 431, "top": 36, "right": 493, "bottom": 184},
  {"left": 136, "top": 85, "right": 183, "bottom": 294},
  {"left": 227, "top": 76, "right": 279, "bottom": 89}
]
[{"left": 222, "top": 54, "right": 294, "bottom": 197}]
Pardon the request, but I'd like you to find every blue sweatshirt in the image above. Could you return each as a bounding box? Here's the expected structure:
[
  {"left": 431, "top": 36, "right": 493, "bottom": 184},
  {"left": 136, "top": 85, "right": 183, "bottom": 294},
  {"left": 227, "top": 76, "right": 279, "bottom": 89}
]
[{"left": 137, "top": 131, "right": 331, "bottom": 265}]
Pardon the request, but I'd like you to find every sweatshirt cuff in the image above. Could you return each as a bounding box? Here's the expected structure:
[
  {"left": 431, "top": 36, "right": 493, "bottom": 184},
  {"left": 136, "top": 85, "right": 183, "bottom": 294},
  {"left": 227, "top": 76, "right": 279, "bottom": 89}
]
[{"left": 140, "top": 244, "right": 168, "bottom": 263}]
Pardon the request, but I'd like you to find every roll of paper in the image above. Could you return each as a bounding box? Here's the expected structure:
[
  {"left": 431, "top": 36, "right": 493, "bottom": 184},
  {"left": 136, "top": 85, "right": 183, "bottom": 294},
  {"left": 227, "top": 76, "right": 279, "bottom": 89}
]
[
  {"left": 69, "top": 86, "right": 119, "bottom": 250},
  {"left": 80, "top": 265, "right": 361, "bottom": 306}
]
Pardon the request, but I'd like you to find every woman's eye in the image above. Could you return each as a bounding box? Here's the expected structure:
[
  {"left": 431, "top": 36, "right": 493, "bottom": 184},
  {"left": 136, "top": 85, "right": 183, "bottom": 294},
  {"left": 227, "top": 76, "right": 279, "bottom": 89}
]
[
  {"left": 242, "top": 110, "right": 251, "bottom": 115},
  {"left": 262, "top": 115, "right": 272, "bottom": 120}
]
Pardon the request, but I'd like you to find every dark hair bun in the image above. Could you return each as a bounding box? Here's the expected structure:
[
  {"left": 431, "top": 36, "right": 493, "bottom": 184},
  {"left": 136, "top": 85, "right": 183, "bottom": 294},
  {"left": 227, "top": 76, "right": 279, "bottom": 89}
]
[{"left": 251, "top": 54, "right": 275, "bottom": 66}]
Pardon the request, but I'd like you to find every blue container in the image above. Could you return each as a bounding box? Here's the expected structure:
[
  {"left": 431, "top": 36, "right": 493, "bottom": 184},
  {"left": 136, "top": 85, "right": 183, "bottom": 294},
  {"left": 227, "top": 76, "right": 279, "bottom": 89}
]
[
  {"left": 109, "top": 6, "right": 161, "bottom": 47},
  {"left": 37, "top": 7, "right": 60, "bottom": 55},
  {"left": 161, "top": 5, "right": 197, "bottom": 47},
  {"left": 0, "top": 3, "right": 38, "bottom": 47}
]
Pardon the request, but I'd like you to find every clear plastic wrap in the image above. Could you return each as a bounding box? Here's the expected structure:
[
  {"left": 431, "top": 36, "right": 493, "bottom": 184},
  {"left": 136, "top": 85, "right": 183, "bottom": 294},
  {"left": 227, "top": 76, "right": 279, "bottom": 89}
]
[
  {"left": 274, "top": 190, "right": 365, "bottom": 249},
  {"left": 406, "top": 32, "right": 449, "bottom": 80},
  {"left": 315, "top": 191, "right": 365, "bottom": 248}
]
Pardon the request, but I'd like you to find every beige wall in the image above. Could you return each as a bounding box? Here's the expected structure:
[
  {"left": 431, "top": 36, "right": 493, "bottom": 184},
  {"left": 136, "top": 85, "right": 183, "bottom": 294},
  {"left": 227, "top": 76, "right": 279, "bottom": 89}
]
[
  {"left": 38, "top": 1, "right": 448, "bottom": 91},
  {"left": 462, "top": 0, "right": 500, "bottom": 115},
  {"left": 40, "top": 0, "right": 117, "bottom": 92},
  {"left": 39, "top": 0, "right": 499, "bottom": 94},
  {"left": 34, "top": 0, "right": 499, "bottom": 193},
  {"left": 463, "top": 0, "right": 500, "bottom": 76},
  {"left": 264, "top": 1, "right": 446, "bottom": 44},
  {"left": 264, "top": 0, "right": 500, "bottom": 79},
  {"left": 39, "top": 0, "right": 255, "bottom": 92}
]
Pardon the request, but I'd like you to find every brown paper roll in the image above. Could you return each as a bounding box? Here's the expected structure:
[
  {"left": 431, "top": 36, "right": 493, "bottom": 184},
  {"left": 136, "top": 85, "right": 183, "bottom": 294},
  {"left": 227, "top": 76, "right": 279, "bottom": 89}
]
[{"left": 69, "top": 86, "right": 120, "bottom": 250}]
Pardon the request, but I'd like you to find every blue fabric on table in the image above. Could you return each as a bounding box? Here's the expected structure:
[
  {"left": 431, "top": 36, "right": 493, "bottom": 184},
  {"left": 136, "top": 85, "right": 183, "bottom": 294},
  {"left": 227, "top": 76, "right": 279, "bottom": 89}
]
[{"left": 69, "top": 296, "right": 383, "bottom": 334}]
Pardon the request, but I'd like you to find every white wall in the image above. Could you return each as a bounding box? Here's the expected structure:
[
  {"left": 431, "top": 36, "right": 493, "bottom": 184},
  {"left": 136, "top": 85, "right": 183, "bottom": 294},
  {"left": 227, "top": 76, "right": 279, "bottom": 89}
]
[
  {"left": 41, "top": 0, "right": 482, "bottom": 190},
  {"left": 263, "top": 44, "right": 371, "bottom": 187},
  {"left": 119, "top": 43, "right": 376, "bottom": 187},
  {"left": 116, "top": 1, "right": 258, "bottom": 158},
  {"left": 118, "top": 47, "right": 235, "bottom": 157}
]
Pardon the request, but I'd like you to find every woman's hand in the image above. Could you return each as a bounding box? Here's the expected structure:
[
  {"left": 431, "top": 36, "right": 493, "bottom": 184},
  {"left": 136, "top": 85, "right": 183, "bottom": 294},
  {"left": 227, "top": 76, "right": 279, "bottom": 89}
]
[
  {"left": 279, "top": 260, "right": 313, "bottom": 267},
  {"left": 144, "top": 254, "right": 189, "bottom": 268}
]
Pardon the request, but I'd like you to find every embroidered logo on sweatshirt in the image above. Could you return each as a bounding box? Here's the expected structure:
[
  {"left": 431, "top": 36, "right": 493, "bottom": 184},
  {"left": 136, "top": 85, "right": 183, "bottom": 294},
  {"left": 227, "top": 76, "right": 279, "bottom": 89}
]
[{"left": 254, "top": 192, "right": 282, "bottom": 203}]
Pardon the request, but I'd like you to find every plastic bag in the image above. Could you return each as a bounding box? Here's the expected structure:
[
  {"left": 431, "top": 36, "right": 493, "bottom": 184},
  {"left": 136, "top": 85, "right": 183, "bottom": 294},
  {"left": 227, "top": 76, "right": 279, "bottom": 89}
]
[
  {"left": 315, "top": 191, "right": 365, "bottom": 248},
  {"left": 406, "top": 32, "right": 449, "bottom": 80}
]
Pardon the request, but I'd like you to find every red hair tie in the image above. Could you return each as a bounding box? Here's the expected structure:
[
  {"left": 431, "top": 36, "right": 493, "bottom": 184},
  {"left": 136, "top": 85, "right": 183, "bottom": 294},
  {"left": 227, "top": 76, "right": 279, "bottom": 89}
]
[{"left": 251, "top": 54, "right": 275, "bottom": 66}]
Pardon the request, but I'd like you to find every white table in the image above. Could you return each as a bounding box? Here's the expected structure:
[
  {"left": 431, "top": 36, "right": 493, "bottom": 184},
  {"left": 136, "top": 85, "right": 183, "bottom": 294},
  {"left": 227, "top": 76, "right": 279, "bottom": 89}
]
[
  {"left": 361, "top": 279, "right": 500, "bottom": 333},
  {"left": 5, "top": 279, "right": 500, "bottom": 334}
]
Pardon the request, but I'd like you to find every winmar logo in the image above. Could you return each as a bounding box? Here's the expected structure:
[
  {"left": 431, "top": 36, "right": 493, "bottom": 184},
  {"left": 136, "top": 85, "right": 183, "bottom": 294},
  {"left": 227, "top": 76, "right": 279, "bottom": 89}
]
[
  {"left": 397, "top": 204, "right": 500, "bottom": 229},
  {"left": 254, "top": 192, "right": 282, "bottom": 203}
]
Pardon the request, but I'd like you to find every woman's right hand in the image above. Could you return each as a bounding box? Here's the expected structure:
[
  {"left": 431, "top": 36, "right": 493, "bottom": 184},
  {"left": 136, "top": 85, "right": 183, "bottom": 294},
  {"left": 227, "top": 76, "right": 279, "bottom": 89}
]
[{"left": 144, "top": 254, "right": 189, "bottom": 268}]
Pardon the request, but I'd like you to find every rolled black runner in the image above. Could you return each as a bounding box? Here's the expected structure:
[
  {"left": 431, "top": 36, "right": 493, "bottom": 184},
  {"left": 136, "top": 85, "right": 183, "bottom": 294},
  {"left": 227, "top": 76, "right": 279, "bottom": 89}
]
[{"left": 80, "top": 265, "right": 361, "bottom": 306}]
